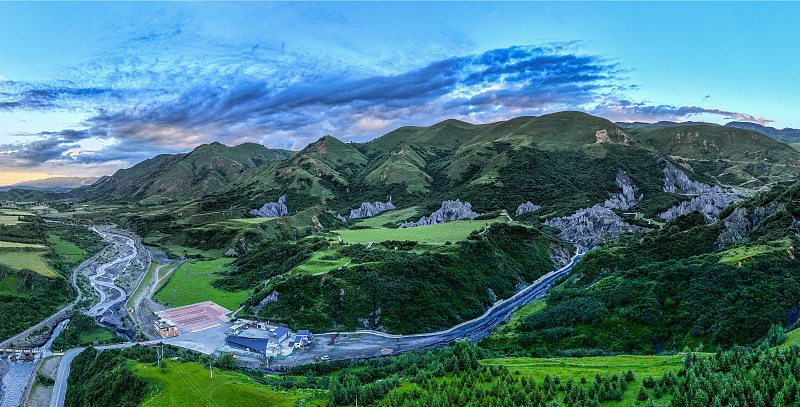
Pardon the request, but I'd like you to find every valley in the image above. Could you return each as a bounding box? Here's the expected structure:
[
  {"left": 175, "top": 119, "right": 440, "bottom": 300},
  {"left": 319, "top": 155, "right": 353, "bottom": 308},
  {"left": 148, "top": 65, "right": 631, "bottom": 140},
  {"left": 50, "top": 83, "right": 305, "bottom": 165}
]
[{"left": 3, "top": 111, "right": 800, "bottom": 407}]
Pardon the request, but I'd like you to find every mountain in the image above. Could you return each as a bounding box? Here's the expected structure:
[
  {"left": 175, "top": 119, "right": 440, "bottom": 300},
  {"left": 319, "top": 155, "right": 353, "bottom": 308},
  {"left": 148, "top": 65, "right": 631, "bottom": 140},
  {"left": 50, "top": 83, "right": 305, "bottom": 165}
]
[
  {"left": 0, "top": 176, "right": 103, "bottom": 191},
  {"left": 615, "top": 120, "right": 719, "bottom": 129},
  {"left": 725, "top": 121, "right": 800, "bottom": 147},
  {"left": 82, "top": 142, "right": 294, "bottom": 203}
]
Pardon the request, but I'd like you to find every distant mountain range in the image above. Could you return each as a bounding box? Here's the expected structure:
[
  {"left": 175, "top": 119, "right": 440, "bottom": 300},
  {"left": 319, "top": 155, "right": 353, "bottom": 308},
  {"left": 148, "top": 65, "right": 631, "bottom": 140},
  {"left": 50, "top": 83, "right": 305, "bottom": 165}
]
[
  {"left": 617, "top": 120, "right": 800, "bottom": 147},
  {"left": 0, "top": 176, "right": 104, "bottom": 191}
]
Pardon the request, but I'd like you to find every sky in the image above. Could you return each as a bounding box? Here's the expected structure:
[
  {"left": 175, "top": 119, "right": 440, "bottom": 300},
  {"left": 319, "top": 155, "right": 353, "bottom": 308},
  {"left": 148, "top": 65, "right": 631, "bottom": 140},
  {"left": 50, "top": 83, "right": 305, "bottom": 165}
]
[{"left": 1, "top": 1, "right": 798, "bottom": 184}]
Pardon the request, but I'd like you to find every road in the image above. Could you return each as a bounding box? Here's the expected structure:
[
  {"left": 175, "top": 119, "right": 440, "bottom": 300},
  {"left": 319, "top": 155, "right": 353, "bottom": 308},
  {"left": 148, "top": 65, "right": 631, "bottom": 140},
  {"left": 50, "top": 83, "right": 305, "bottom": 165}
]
[{"left": 262, "top": 251, "right": 584, "bottom": 368}]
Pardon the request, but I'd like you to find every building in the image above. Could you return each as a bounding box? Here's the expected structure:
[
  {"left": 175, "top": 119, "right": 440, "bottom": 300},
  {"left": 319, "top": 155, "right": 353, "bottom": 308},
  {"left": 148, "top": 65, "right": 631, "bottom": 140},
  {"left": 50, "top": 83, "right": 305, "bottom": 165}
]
[
  {"left": 226, "top": 335, "right": 270, "bottom": 355},
  {"left": 296, "top": 330, "right": 312, "bottom": 342},
  {"left": 155, "top": 319, "right": 179, "bottom": 338},
  {"left": 269, "top": 327, "right": 290, "bottom": 342}
]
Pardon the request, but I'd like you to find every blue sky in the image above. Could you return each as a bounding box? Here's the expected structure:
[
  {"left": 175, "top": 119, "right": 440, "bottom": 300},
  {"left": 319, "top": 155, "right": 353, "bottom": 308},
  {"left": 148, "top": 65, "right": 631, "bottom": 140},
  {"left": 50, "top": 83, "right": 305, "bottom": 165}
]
[{"left": 1, "top": 2, "right": 798, "bottom": 182}]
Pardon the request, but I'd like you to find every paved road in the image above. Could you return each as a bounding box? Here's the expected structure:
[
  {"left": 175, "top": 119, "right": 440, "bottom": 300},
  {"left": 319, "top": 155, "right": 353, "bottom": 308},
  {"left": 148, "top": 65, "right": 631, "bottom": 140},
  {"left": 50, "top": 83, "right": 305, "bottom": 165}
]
[{"left": 263, "top": 251, "right": 584, "bottom": 367}]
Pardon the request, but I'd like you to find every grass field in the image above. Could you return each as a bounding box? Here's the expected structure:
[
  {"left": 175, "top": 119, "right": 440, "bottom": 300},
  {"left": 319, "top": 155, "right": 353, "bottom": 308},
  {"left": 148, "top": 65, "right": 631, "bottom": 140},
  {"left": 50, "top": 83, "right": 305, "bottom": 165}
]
[
  {"left": 335, "top": 216, "right": 508, "bottom": 244},
  {"left": 780, "top": 328, "right": 800, "bottom": 349},
  {"left": 291, "top": 250, "right": 352, "bottom": 275},
  {"left": 0, "top": 250, "right": 60, "bottom": 277},
  {"left": 349, "top": 207, "right": 419, "bottom": 228},
  {"left": 133, "top": 360, "right": 327, "bottom": 407},
  {"left": 0, "top": 215, "right": 23, "bottom": 225},
  {"left": 154, "top": 258, "right": 251, "bottom": 311},
  {"left": 46, "top": 234, "right": 85, "bottom": 263},
  {"left": 126, "top": 260, "right": 163, "bottom": 309},
  {"left": 0, "top": 241, "right": 46, "bottom": 249}
]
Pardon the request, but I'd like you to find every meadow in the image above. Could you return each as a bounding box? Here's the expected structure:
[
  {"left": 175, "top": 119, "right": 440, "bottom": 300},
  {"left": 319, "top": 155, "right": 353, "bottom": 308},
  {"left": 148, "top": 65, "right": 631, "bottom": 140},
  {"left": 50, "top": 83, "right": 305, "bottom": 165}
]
[
  {"left": 154, "top": 258, "right": 251, "bottom": 311},
  {"left": 0, "top": 248, "right": 60, "bottom": 277},
  {"left": 335, "top": 216, "right": 509, "bottom": 244},
  {"left": 133, "top": 360, "right": 327, "bottom": 407}
]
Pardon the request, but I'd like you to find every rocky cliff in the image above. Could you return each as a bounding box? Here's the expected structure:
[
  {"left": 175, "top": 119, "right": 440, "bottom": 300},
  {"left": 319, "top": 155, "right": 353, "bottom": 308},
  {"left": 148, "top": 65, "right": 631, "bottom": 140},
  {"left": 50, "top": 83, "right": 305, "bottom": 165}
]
[
  {"left": 662, "top": 161, "right": 723, "bottom": 194},
  {"left": 545, "top": 205, "right": 645, "bottom": 248},
  {"left": 251, "top": 193, "right": 289, "bottom": 217},
  {"left": 399, "top": 200, "right": 480, "bottom": 228},
  {"left": 603, "top": 169, "right": 642, "bottom": 210},
  {"left": 716, "top": 205, "right": 780, "bottom": 246},
  {"left": 515, "top": 201, "right": 541, "bottom": 216},
  {"left": 659, "top": 192, "right": 740, "bottom": 223},
  {"left": 336, "top": 198, "right": 396, "bottom": 222}
]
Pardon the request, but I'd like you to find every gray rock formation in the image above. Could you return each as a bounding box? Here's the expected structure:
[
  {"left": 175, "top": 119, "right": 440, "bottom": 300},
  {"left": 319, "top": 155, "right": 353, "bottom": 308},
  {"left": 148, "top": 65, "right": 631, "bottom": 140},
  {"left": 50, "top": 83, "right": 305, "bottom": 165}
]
[
  {"left": 659, "top": 192, "right": 740, "bottom": 223},
  {"left": 662, "top": 161, "right": 722, "bottom": 194},
  {"left": 251, "top": 194, "right": 288, "bottom": 218},
  {"left": 604, "top": 169, "right": 643, "bottom": 210},
  {"left": 716, "top": 206, "right": 779, "bottom": 246},
  {"left": 516, "top": 201, "right": 541, "bottom": 216},
  {"left": 546, "top": 205, "right": 645, "bottom": 248},
  {"left": 400, "top": 200, "right": 480, "bottom": 228},
  {"left": 337, "top": 198, "right": 396, "bottom": 222}
]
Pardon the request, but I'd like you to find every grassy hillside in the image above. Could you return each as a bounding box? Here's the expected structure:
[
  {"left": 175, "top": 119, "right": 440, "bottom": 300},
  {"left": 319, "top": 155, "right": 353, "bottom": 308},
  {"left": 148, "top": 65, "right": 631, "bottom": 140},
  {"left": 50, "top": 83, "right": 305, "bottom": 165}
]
[{"left": 84, "top": 142, "right": 293, "bottom": 202}]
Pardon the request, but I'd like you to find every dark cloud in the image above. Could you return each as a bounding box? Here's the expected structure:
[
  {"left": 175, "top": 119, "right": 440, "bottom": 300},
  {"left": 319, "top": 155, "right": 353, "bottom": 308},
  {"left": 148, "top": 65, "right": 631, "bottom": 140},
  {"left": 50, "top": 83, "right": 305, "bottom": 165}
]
[{"left": 0, "top": 129, "right": 91, "bottom": 166}]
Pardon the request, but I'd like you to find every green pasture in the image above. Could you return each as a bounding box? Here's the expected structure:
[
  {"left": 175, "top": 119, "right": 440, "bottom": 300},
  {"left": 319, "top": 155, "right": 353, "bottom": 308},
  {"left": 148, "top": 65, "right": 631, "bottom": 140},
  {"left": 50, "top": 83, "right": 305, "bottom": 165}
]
[
  {"left": 154, "top": 258, "right": 251, "bottom": 311},
  {"left": 335, "top": 216, "right": 507, "bottom": 244},
  {"left": 482, "top": 300, "right": 545, "bottom": 345},
  {"left": 0, "top": 241, "right": 46, "bottom": 249},
  {"left": 291, "top": 250, "right": 352, "bottom": 275},
  {"left": 46, "top": 234, "right": 85, "bottom": 263},
  {"left": 0, "top": 250, "right": 60, "bottom": 278},
  {"left": 0, "top": 215, "right": 23, "bottom": 225},
  {"left": 133, "top": 360, "right": 326, "bottom": 407},
  {"left": 0, "top": 275, "right": 26, "bottom": 297},
  {"left": 349, "top": 207, "right": 419, "bottom": 228}
]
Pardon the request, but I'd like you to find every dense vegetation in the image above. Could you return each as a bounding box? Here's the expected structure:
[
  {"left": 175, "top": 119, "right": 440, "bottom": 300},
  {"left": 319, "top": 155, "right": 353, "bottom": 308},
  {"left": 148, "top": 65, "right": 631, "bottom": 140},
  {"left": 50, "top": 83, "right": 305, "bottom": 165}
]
[
  {"left": 50, "top": 312, "right": 125, "bottom": 351},
  {"left": 65, "top": 344, "right": 208, "bottom": 407},
  {"left": 245, "top": 223, "right": 564, "bottom": 333}
]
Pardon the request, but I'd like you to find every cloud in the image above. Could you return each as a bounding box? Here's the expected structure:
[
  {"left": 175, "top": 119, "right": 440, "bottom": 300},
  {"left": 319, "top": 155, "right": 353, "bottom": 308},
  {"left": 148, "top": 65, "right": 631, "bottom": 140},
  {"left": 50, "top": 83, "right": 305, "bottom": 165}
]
[
  {"left": 592, "top": 99, "right": 774, "bottom": 125},
  {"left": 2, "top": 43, "right": 774, "bottom": 170}
]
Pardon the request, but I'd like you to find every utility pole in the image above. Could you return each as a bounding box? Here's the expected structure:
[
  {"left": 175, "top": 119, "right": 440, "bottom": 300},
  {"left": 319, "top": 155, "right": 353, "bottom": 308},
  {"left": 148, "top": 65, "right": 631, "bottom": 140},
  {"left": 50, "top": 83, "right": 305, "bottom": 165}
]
[{"left": 209, "top": 361, "right": 213, "bottom": 379}]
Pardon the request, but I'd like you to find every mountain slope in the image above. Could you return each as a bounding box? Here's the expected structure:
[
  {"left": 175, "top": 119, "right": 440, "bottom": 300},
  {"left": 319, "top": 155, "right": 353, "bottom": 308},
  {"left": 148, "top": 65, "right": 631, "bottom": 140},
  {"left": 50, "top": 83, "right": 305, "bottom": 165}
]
[{"left": 84, "top": 142, "right": 294, "bottom": 202}]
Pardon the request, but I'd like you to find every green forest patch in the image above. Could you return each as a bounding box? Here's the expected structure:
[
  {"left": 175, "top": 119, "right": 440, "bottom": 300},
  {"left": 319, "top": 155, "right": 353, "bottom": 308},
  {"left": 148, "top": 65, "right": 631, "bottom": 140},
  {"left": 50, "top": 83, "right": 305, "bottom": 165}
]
[{"left": 154, "top": 258, "right": 251, "bottom": 310}]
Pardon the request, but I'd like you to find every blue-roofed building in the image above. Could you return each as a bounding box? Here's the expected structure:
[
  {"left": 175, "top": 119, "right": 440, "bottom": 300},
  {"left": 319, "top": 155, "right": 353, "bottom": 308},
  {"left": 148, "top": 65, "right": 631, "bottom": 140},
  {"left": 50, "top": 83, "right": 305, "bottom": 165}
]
[
  {"left": 270, "top": 327, "right": 290, "bottom": 342},
  {"left": 296, "top": 330, "right": 312, "bottom": 344},
  {"left": 226, "top": 335, "right": 270, "bottom": 355}
]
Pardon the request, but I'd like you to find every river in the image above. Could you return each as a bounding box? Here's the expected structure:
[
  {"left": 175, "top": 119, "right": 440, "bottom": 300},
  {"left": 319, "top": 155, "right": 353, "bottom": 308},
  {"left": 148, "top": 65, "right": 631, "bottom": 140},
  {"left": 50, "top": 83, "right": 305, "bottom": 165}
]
[{"left": 0, "top": 319, "right": 69, "bottom": 407}]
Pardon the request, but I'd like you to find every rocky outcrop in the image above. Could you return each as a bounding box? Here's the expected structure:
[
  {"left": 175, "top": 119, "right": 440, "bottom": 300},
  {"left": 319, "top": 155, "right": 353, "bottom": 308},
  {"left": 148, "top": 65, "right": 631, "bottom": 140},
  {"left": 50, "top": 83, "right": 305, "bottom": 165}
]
[
  {"left": 546, "top": 205, "right": 645, "bottom": 248},
  {"left": 604, "top": 169, "right": 642, "bottom": 210},
  {"left": 516, "top": 201, "right": 541, "bottom": 216},
  {"left": 337, "top": 198, "right": 396, "bottom": 222},
  {"left": 662, "top": 161, "right": 722, "bottom": 194},
  {"left": 716, "top": 206, "right": 779, "bottom": 246},
  {"left": 659, "top": 192, "right": 740, "bottom": 223},
  {"left": 251, "top": 194, "right": 288, "bottom": 217},
  {"left": 399, "top": 200, "right": 479, "bottom": 228}
]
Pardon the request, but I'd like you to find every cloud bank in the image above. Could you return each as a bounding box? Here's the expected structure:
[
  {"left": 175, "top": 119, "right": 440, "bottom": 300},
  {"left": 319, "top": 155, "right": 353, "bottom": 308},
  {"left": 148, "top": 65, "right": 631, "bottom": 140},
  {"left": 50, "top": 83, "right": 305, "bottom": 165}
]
[{"left": 0, "top": 43, "right": 773, "bottom": 170}]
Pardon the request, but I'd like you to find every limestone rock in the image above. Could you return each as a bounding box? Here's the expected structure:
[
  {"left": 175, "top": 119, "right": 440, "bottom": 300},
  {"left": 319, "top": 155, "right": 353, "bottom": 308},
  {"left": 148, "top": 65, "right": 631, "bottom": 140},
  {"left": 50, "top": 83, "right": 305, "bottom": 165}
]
[
  {"left": 516, "top": 201, "right": 541, "bottom": 216},
  {"left": 662, "top": 161, "right": 722, "bottom": 194},
  {"left": 251, "top": 194, "right": 288, "bottom": 218},
  {"left": 716, "top": 205, "right": 779, "bottom": 246},
  {"left": 338, "top": 198, "right": 396, "bottom": 222},
  {"left": 659, "top": 192, "right": 740, "bottom": 223},
  {"left": 603, "top": 169, "right": 643, "bottom": 210},
  {"left": 400, "top": 200, "right": 479, "bottom": 228},
  {"left": 546, "top": 205, "right": 645, "bottom": 248}
]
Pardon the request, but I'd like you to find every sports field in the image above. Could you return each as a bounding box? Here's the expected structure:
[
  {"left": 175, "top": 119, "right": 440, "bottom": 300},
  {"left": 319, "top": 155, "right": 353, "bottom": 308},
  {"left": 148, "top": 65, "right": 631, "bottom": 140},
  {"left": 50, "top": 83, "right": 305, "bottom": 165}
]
[
  {"left": 133, "top": 360, "right": 327, "bottom": 407},
  {"left": 335, "top": 216, "right": 508, "bottom": 244}
]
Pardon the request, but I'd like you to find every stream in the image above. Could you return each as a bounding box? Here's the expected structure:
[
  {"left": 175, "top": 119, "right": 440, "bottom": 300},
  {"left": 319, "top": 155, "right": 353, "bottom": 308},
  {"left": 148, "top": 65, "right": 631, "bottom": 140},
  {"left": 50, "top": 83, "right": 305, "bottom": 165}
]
[{"left": 0, "top": 319, "right": 69, "bottom": 407}]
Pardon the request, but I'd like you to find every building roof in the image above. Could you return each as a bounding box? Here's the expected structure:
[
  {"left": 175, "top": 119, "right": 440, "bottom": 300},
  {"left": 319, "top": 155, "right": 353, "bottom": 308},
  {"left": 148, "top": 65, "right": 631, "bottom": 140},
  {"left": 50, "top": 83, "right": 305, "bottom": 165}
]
[
  {"left": 155, "top": 319, "right": 175, "bottom": 328},
  {"left": 297, "top": 330, "right": 310, "bottom": 336},
  {"left": 271, "top": 327, "right": 290, "bottom": 338},
  {"left": 226, "top": 335, "right": 269, "bottom": 353}
]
